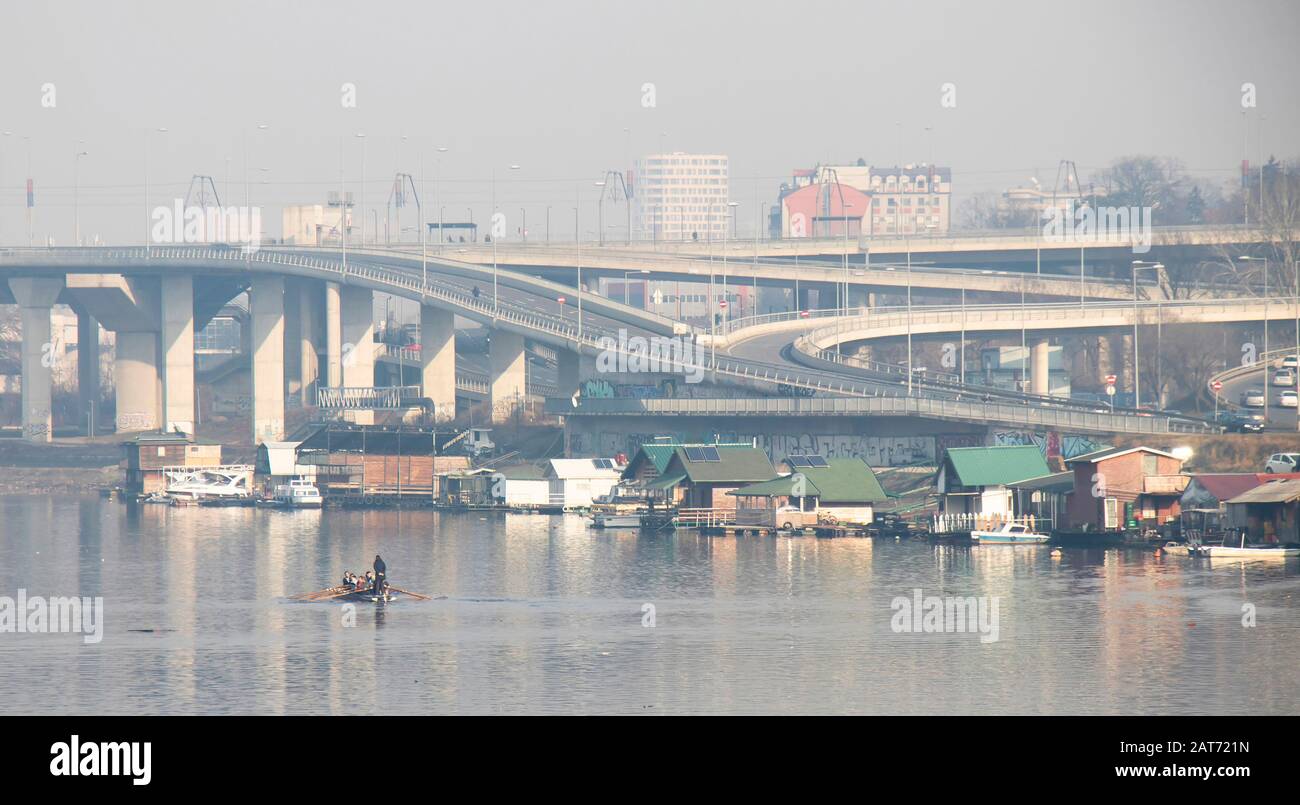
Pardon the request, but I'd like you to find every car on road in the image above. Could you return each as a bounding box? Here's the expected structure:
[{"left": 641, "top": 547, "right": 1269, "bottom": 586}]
[
  {"left": 1283, "top": 355, "right": 1300, "bottom": 371},
  {"left": 1241, "top": 387, "right": 1267, "bottom": 407},
  {"left": 1214, "top": 411, "right": 1263, "bottom": 432},
  {"left": 1279, "top": 390, "right": 1299, "bottom": 408},
  {"left": 1265, "top": 453, "right": 1300, "bottom": 473},
  {"left": 1273, "top": 370, "right": 1296, "bottom": 387}
]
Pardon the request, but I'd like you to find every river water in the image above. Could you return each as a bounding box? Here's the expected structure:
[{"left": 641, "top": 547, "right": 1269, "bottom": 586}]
[{"left": 1, "top": 495, "right": 1297, "bottom": 715}]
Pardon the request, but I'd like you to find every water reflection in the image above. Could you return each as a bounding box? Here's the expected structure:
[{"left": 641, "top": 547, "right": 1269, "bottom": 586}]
[{"left": 0, "top": 496, "right": 1297, "bottom": 715}]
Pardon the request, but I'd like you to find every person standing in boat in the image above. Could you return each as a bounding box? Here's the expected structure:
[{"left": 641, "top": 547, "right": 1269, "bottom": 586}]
[{"left": 373, "top": 554, "right": 387, "bottom": 594}]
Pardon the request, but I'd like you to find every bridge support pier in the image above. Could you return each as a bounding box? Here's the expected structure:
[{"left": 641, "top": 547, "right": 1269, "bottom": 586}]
[
  {"left": 9, "top": 277, "right": 64, "bottom": 442},
  {"left": 1031, "top": 338, "right": 1050, "bottom": 396},
  {"left": 115, "top": 331, "right": 159, "bottom": 432},
  {"left": 161, "top": 275, "right": 195, "bottom": 434},
  {"left": 340, "top": 285, "right": 375, "bottom": 424},
  {"left": 557, "top": 349, "right": 595, "bottom": 399},
  {"left": 325, "top": 281, "right": 342, "bottom": 389},
  {"left": 76, "top": 308, "right": 100, "bottom": 435},
  {"left": 489, "top": 330, "right": 526, "bottom": 424},
  {"left": 298, "top": 281, "right": 319, "bottom": 407},
  {"left": 250, "top": 275, "right": 285, "bottom": 443},
  {"left": 420, "top": 305, "right": 456, "bottom": 422}
]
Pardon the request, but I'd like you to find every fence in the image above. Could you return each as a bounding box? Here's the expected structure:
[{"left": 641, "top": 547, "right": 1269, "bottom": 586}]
[{"left": 931, "top": 513, "right": 1047, "bottom": 534}]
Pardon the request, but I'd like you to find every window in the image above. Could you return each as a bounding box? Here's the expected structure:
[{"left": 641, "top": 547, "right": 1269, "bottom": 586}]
[{"left": 1104, "top": 498, "right": 1119, "bottom": 529}]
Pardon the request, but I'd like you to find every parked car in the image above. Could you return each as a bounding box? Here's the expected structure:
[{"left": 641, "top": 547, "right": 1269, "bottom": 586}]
[
  {"left": 1273, "top": 370, "right": 1296, "bottom": 387},
  {"left": 1241, "top": 387, "right": 1266, "bottom": 407},
  {"left": 1264, "top": 453, "right": 1300, "bottom": 473},
  {"left": 1279, "top": 390, "right": 1299, "bottom": 408}
]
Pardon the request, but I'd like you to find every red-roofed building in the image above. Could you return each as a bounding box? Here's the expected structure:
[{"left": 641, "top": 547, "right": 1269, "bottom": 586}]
[{"left": 781, "top": 182, "right": 870, "bottom": 238}]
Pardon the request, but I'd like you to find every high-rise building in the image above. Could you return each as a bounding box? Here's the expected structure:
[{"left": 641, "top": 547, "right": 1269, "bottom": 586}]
[{"left": 632, "top": 153, "right": 729, "bottom": 242}]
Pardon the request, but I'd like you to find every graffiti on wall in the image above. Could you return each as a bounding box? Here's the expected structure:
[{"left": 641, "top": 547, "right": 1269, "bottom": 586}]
[
  {"left": 591, "top": 431, "right": 938, "bottom": 467},
  {"left": 991, "top": 430, "right": 1107, "bottom": 460}
]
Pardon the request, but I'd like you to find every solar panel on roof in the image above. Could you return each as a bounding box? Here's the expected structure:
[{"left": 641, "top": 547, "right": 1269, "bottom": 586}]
[
  {"left": 684, "top": 447, "right": 705, "bottom": 462},
  {"left": 807, "top": 456, "right": 828, "bottom": 467},
  {"left": 787, "top": 456, "right": 809, "bottom": 467},
  {"left": 700, "top": 446, "right": 720, "bottom": 462}
]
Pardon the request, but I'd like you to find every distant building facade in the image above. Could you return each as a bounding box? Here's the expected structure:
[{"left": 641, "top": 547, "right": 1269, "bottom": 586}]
[
  {"left": 776, "top": 162, "right": 952, "bottom": 238},
  {"left": 632, "top": 153, "right": 729, "bottom": 242}
]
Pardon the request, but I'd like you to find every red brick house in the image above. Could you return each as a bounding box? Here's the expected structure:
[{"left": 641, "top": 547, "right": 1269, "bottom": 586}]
[{"left": 1064, "top": 446, "right": 1187, "bottom": 531}]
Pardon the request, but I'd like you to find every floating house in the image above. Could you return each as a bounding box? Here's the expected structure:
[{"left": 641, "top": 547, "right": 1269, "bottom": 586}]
[
  {"left": 649, "top": 444, "right": 776, "bottom": 509},
  {"left": 1064, "top": 446, "right": 1187, "bottom": 531},
  {"left": 1223, "top": 478, "right": 1300, "bottom": 545},
  {"left": 620, "top": 440, "right": 756, "bottom": 502},
  {"left": 936, "top": 445, "right": 1052, "bottom": 520},
  {"left": 293, "top": 422, "right": 470, "bottom": 499},
  {"left": 729, "top": 456, "right": 889, "bottom": 525},
  {"left": 122, "top": 432, "right": 225, "bottom": 496}
]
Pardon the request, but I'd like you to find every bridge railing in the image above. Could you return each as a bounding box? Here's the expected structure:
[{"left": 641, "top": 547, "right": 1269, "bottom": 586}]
[{"left": 317, "top": 385, "right": 424, "bottom": 410}]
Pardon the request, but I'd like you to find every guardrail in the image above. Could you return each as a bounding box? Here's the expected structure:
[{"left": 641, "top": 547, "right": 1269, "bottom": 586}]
[
  {"left": 545, "top": 395, "right": 1209, "bottom": 434},
  {"left": 317, "top": 385, "right": 424, "bottom": 410}
]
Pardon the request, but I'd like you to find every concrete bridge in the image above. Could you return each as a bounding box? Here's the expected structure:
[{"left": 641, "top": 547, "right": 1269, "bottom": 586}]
[{"left": 0, "top": 245, "right": 675, "bottom": 442}]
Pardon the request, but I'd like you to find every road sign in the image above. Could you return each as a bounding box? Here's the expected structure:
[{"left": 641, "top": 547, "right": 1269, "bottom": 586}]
[
  {"left": 1105, "top": 374, "right": 1117, "bottom": 385},
  {"left": 1106, "top": 385, "right": 1116, "bottom": 396},
  {"left": 1211, "top": 380, "right": 1223, "bottom": 391},
  {"left": 719, "top": 300, "right": 728, "bottom": 309},
  {"left": 557, "top": 296, "right": 566, "bottom": 305},
  {"left": 799, "top": 310, "right": 810, "bottom": 318},
  {"left": 652, "top": 288, "right": 663, "bottom": 306}
]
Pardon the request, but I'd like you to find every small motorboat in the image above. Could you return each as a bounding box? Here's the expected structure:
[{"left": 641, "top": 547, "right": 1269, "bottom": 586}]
[
  {"left": 1195, "top": 530, "right": 1300, "bottom": 559},
  {"left": 592, "top": 512, "right": 642, "bottom": 528},
  {"left": 971, "top": 521, "right": 1049, "bottom": 544},
  {"left": 271, "top": 478, "right": 323, "bottom": 508}
]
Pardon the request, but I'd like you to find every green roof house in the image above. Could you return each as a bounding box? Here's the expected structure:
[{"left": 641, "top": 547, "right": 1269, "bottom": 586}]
[
  {"left": 937, "top": 445, "right": 1052, "bottom": 521},
  {"left": 729, "top": 456, "right": 889, "bottom": 525},
  {"left": 651, "top": 444, "right": 776, "bottom": 509},
  {"left": 621, "top": 441, "right": 757, "bottom": 501}
]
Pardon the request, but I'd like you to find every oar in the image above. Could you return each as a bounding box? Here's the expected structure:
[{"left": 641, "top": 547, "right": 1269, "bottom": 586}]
[{"left": 388, "top": 585, "right": 432, "bottom": 601}]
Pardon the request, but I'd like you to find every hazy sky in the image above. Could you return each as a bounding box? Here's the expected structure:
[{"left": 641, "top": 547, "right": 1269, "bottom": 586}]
[{"left": 1, "top": 0, "right": 1296, "bottom": 244}]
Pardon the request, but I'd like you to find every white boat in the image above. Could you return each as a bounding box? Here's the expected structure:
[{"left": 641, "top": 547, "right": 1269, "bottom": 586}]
[
  {"left": 1185, "top": 530, "right": 1300, "bottom": 558},
  {"left": 272, "top": 478, "right": 323, "bottom": 509},
  {"left": 971, "top": 521, "right": 1050, "bottom": 544},
  {"left": 592, "top": 512, "right": 642, "bottom": 528},
  {"left": 165, "top": 466, "right": 252, "bottom": 501}
]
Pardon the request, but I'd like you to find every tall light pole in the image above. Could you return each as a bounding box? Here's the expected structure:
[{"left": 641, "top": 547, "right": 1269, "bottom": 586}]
[
  {"left": 73, "top": 143, "right": 88, "bottom": 246},
  {"left": 354, "top": 132, "right": 366, "bottom": 245},
  {"left": 722, "top": 201, "right": 739, "bottom": 330},
  {"left": 0, "top": 131, "right": 9, "bottom": 246},
  {"left": 1132, "top": 260, "right": 1163, "bottom": 409},
  {"left": 244, "top": 123, "right": 269, "bottom": 221},
  {"left": 842, "top": 200, "right": 854, "bottom": 311},
  {"left": 574, "top": 185, "right": 583, "bottom": 337},
  {"left": 143, "top": 127, "right": 168, "bottom": 247},
  {"left": 434, "top": 146, "right": 447, "bottom": 253},
  {"left": 906, "top": 247, "right": 914, "bottom": 396},
  {"left": 491, "top": 163, "right": 521, "bottom": 315},
  {"left": 1239, "top": 255, "right": 1271, "bottom": 423}
]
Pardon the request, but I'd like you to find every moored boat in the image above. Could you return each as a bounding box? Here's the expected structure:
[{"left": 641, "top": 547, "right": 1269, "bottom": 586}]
[
  {"left": 272, "top": 478, "right": 323, "bottom": 508},
  {"left": 592, "top": 511, "right": 642, "bottom": 528},
  {"left": 971, "top": 521, "right": 1050, "bottom": 544}
]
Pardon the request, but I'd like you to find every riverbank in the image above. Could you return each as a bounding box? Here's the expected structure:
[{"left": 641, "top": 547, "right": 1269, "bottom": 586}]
[{"left": 0, "top": 438, "right": 120, "bottom": 494}]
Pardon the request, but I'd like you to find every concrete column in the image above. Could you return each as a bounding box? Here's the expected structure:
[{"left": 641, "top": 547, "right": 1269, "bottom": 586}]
[
  {"left": 283, "top": 279, "right": 302, "bottom": 401},
  {"left": 76, "top": 308, "right": 100, "bottom": 434},
  {"left": 557, "top": 349, "right": 597, "bottom": 399},
  {"left": 250, "top": 275, "right": 285, "bottom": 443},
  {"left": 1031, "top": 337, "right": 1050, "bottom": 396},
  {"left": 340, "top": 285, "right": 374, "bottom": 425},
  {"left": 9, "top": 278, "right": 63, "bottom": 442},
  {"left": 1119, "top": 333, "right": 1135, "bottom": 392},
  {"left": 340, "top": 285, "right": 374, "bottom": 388},
  {"left": 420, "top": 305, "right": 456, "bottom": 422},
  {"left": 795, "top": 286, "right": 812, "bottom": 311},
  {"left": 160, "top": 274, "right": 195, "bottom": 434},
  {"left": 115, "top": 331, "right": 159, "bottom": 432},
  {"left": 299, "top": 281, "right": 319, "bottom": 407},
  {"left": 325, "top": 281, "right": 342, "bottom": 389},
  {"left": 489, "top": 330, "right": 526, "bottom": 423}
]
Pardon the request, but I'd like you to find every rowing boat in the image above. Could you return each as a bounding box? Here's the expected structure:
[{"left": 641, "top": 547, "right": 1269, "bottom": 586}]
[{"left": 290, "top": 584, "right": 433, "bottom": 602}]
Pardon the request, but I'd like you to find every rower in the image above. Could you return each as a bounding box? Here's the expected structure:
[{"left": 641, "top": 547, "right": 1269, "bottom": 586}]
[{"left": 373, "top": 554, "right": 387, "bottom": 593}]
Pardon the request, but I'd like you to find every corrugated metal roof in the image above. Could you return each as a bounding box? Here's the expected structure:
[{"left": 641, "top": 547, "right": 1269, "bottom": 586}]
[
  {"left": 664, "top": 445, "right": 775, "bottom": 484},
  {"left": 548, "top": 458, "right": 623, "bottom": 480},
  {"left": 945, "top": 446, "right": 1050, "bottom": 488},
  {"left": 1005, "top": 471, "right": 1074, "bottom": 492},
  {"left": 1225, "top": 478, "right": 1300, "bottom": 504}
]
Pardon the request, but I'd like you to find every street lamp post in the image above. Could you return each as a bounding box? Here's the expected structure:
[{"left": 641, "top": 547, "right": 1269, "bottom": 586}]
[
  {"left": 73, "top": 143, "right": 88, "bottom": 246},
  {"left": 144, "top": 127, "right": 168, "bottom": 248},
  {"left": 354, "top": 131, "right": 365, "bottom": 245},
  {"left": 1239, "top": 255, "right": 1272, "bottom": 424},
  {"left": 722, "top": 201, "right": 739, "bottom": 331},
  {"left": 1132, "top": 260, "right": 1164, "bottom": 409}
]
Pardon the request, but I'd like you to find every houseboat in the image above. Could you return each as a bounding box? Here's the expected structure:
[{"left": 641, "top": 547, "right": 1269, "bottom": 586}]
[{"left": 271, "top": 478, "right": 323, "bottom": 508}]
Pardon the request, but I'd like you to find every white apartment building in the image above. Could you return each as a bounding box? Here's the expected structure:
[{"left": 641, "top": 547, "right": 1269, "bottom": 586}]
[
  {"left": 865, "top": 164, "right": 952, "bottom": 236},
  {"left": 632, "top": 153, "right": 729, "bottom": 242}
]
